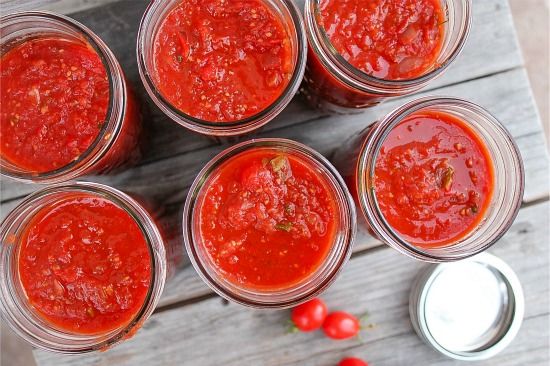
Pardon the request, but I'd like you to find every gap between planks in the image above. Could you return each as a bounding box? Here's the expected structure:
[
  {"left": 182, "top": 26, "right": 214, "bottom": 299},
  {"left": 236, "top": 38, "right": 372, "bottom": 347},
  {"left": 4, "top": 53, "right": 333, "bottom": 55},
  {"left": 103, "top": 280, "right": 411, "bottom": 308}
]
[
  {"left": 0, "top": 0, "right": 532, "bottom": 203},
  {"left": 1, "top": 67, "right": 547, "bottom": 310},
  {"left": 0, "top": 66, "right": 546, "bottom": 207},
  {"left": 33, "top": 200, "right": 550, "bottom": 366},
  {"left": 152, "top": 195, "right": 550, "bottom": 314}
]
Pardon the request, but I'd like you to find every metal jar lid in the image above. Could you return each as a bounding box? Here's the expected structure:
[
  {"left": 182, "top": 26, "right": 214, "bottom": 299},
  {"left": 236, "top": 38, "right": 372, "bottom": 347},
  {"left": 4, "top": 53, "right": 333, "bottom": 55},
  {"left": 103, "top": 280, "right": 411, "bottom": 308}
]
[{"left": 409, "top": 253, "right": 524, "bottom": 361}]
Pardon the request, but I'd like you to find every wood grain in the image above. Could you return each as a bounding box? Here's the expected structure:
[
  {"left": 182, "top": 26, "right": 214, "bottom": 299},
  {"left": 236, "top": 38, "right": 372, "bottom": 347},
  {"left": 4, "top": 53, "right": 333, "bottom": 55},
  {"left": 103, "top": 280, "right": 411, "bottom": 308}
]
[
  {"left": 1, "top": 67, "right": 547, "bottom": 209},
  {"left": 33, "top": 201, "right": 550, "bottom": 366},
  {"left": 1, "top": 70, "right": 548, "bottom": 310},
  {"left": 1, "top": 1, "right": 548, "bottom": 364},
  {"left": 0, "top": 0, "right": 535, "bottom": 202},
  {"left": 0, "top": 0, "right": 120, "bottom": 14},
  {"left": 1, "top": 68, "right": 546, "bottom": 310}
]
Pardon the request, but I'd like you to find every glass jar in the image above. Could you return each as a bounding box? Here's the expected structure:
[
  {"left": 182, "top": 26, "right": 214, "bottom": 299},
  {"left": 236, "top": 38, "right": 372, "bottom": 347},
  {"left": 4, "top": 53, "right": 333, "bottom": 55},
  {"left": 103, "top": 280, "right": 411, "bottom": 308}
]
[
  {"left": 0, "top": 12, "right": 143, "bottom": 184},
  {"left": 183, "top": 138, "right": 356, "bottom": 308},
  {"left": 137, "top": 0, "right": 307, "bottom": 137},
  {"left": 332, "top": 96, "right": 524, "bottom": 262},
  {"left": 0, "top": 182, "right": 167, "bottom": 353},
  {"left": 302, "top": 0, "right": 472, "bottom": 112}
]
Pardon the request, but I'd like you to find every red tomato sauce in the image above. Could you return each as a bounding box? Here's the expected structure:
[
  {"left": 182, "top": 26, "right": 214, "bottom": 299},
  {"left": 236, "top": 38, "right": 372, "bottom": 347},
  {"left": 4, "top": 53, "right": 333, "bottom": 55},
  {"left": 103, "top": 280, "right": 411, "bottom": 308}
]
[
  {"left": 374, "top": 111, "right": 494, "bottom": 247},
  {"left": 153, "top": 0, "right": 293, "bottom": 122},
  {"left": 18, "top": 194, "right": 152, "bottom": 334},
  {"left": 198, "top": 149, "right": 338, "bottom": 289},
  {"left": 319, "top": 0, "right": 445, "bottom": 80},
  {"left": 0, "top": 38, "right": 109, "bottom": 172}
]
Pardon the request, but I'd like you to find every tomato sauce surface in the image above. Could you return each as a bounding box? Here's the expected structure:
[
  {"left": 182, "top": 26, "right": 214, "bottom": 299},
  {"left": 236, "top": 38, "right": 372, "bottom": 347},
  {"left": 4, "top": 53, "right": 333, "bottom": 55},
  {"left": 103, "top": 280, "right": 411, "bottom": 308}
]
[
  {"left": 18, "top": 194, "right": 152, "bottom": 334},
  {"left": 198, "top": 149, "right": 338, "bottom": 289},
  {"left": 318, "top": 0, "right": 445, "bottom": 80},
  {"left": 0, "top": 38, "right": 109, "bottom": 172},
  {"left": 153, "top": 0, "right": 293, "bottom": 122},
  {"left": 374, "top": 111, "right": 494, "bottom": 247}
]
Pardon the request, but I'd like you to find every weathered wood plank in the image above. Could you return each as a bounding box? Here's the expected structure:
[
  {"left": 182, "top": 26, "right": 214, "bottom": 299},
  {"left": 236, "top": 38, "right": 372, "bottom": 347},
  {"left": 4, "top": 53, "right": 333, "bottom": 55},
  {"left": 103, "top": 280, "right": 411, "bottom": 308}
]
[
  {"left": 2, "top": 69, "right": 547, "bottom": 310},
  {"left": 2, "top": 67, "right": 547, "bottom": 210},
  {"left": 3, "top": 1, "right": 547, "bottom": 365},
  {"left": 0, "top": 0, "right": 119, "bottom": 13},
  {"left": 73, "top": 0, "right": 524, "bottom": 164},
  {"left": 2, "top": 67, "right": 548, "bottom": 309},
  {"left": 33, "top": 200, "right": 550, "bottom": 366},
  {"left": 0, "top": 0, "right": 531, "bottom": 201}
]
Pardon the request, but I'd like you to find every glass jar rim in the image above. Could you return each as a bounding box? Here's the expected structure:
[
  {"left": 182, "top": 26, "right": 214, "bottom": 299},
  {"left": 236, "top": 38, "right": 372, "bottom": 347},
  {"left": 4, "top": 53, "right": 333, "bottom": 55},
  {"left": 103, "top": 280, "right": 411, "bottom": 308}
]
[
  {"left": 0, "top": 11, "right": 125, "bottom": 184},
  {"left": 356, "top": 96, "right": 524, "bottom": 262},
  {"left": 183, "top": 138, "right": 357, "bottom": 308},
  {"left": 304, "top": 0, "right": 473, "bottom": 94},
  {"left": 0, "top": 182, "right": 166, "bottom": 353},
  {"left": 136, "top": 0, "right": 307, "bottom": 136}
]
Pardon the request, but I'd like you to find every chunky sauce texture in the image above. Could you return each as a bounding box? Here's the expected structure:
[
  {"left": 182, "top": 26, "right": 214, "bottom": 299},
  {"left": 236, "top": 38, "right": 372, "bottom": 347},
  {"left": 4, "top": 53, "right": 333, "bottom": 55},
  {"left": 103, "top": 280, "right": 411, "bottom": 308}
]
[
  {"left": 0, "top": 38, "right": 109, "bottom": 172},
  {"left": 319, "top": 0, "right": 445, "bottom": 80},
  {"left": 153, "top": 0, "right": 293, "bottom": 122},
  {"left": 18, "top": 194, "right": 151, "bottom": 334},
  {"left": 374, "top": 111, "right": 494, "bottom": 247},
  {"left": 198, "top": 149, "right": 338, "bottom": 289}
]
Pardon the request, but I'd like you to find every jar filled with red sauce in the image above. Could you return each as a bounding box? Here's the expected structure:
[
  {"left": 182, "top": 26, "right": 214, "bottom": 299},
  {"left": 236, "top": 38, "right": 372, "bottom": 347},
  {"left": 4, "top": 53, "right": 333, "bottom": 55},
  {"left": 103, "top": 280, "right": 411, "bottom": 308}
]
[
  {"left": 302, "top": 0, "right": 472, "bottom": 112},
  {"left": 183, "top": 139, "right": 356, "bottom": 308},
  {"left": 0, "top": 182, "right": 167, "bottom": 353},
  {"left": 332, "top": 97, "right": 524, "bottom": 261},
  {"left": 137, "top": 0, "right": 306, "bottom": 137},
  {"left": 0, "top": 12, "right": 143, "bottom": 184}
]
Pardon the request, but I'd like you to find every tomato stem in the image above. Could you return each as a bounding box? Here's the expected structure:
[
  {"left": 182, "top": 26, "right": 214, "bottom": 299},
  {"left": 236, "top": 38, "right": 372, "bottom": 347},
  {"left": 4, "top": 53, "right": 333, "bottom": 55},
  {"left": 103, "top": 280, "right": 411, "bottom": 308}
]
[
  {"left": 286, "top": 320, "right": 299, "bottom": 334},
  {"left": 359, "top": 312, "right": 370, "bottom": 323},
  {"left": 359, "top": 312, "right": 375, "bottom": 332}
]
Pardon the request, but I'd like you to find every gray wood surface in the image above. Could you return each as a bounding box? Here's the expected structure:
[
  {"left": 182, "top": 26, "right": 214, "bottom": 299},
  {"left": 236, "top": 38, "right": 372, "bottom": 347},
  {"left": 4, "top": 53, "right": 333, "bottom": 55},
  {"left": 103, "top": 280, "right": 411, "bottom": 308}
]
[
  {"left": 0, "top": 0, "right": 538, "bottom": 203},
  {"left": 1, "top": 0, "right": 548, "bottom": 365},
  {"left": 153, "top": 67, "right": 550, "bottom": 309},
  {"left": 0, "top": 0, "right": 119, "bottom": 14},
  {"left": 2, "top": 66, "right": 547, "bottom": 310},
  {"left": 34, "top": 201, "right": 550, "bottom": 366}
]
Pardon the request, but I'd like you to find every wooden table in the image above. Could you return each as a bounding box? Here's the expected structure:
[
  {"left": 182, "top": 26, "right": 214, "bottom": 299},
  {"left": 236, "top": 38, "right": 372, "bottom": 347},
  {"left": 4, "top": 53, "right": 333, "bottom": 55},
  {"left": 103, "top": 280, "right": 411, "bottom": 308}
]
[{"left": 2, "top": 1, "right": 549, "bottom": 365}]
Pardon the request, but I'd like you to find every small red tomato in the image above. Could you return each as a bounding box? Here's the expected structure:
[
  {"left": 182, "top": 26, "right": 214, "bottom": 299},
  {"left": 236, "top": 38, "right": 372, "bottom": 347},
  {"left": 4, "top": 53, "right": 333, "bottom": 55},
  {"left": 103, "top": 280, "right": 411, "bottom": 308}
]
[
  {"left": 338, "top": 357, "right": 368, "bottom": 366},
  {"left": 322, "top": 311, "right": 360, "bottom": 340},
  {"left": 291, "top": 298, "right": 328, "bottom": 332}
]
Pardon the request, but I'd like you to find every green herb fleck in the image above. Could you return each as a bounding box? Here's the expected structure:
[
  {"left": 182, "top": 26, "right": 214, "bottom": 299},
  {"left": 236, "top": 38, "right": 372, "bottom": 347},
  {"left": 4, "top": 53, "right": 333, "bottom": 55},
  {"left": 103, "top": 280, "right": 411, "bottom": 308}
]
[
  {"left": 176, "top": 55, "right": 183, "bottom": 63},
  {"left": 275, "top": 222, "right": 292, "bottom": 232},
  {"left": 471, "top": 204, "right": 479, "bottom": 214},
  {"left": 270, "top": 155, "right": 292, "bottom": 181}
]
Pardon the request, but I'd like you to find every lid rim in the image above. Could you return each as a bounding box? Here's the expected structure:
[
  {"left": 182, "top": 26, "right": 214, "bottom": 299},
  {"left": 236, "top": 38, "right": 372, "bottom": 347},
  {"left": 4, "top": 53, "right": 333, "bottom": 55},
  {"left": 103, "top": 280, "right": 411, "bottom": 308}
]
[{"left": 410, "top": 253, "right": 525, "bottom": 361}]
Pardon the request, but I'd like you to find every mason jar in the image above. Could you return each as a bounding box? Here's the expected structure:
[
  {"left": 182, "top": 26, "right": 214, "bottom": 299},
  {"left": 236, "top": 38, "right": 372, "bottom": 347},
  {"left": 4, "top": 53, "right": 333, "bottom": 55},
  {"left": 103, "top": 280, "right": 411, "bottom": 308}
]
[
  {"left": 183, "top": 138, "right": 356, "bottom": 308},
  {"left": 332, "top": 96, "right": 524, "bottom": 261},
  {"left": 0, "top": 182, "right": 167, "bottom": 353},
  {"left": 0, "top": 12, "right": 143, "bottom": 184},
  {"left": 302, "top": 0, "right": 472, "bottom": 112},
  {"left": 137, "top": 0, "right": 307, "bottom": 137}
]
